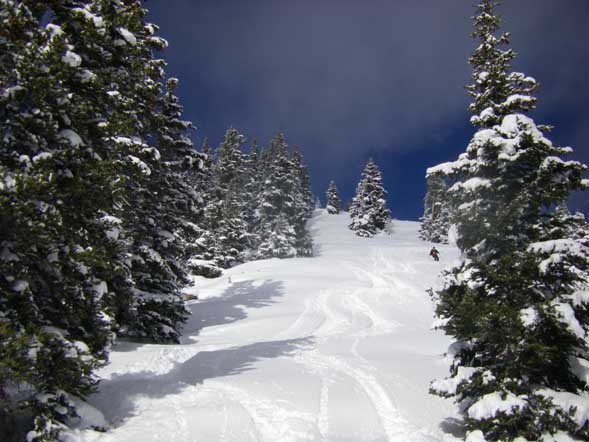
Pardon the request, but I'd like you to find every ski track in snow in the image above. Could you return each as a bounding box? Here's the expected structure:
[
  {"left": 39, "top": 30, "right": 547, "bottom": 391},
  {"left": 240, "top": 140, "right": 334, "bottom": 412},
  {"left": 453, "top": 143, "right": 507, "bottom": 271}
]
[
  {"left": 209, "top": 382, "right": 318, "bottom": 442},
  {"left": 81, "top": 213, "right": 461, "bottom": 442},
  {"left": 294, "top": 349, "right": 409, "bottom": 442}
]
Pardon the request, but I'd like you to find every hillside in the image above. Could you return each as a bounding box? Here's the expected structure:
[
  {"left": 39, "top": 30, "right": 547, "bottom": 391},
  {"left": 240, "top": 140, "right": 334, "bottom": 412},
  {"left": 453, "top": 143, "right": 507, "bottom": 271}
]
[{"left": 80, "top": 211, "right": 461, "bottom": 442}]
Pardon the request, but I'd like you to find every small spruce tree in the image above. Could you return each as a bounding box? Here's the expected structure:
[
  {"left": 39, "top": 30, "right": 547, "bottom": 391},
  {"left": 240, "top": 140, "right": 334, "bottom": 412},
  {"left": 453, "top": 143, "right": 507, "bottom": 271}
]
[
  {"left": 326, "top": 180, "right": 341, "bottom": 214},
  {"left": 349, "top": 159, "right": 391, "bottom": 237}
]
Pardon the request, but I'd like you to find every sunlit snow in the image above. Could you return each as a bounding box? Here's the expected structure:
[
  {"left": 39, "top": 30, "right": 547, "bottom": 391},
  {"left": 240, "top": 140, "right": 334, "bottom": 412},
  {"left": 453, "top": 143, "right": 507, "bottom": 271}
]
[{"left": 77, "top": 211, "right": 463, "bottom": 442}]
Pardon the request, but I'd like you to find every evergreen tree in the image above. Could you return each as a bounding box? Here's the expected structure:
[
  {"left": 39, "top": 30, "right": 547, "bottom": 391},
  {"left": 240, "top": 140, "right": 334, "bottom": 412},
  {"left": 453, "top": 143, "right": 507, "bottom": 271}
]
[
  {"left": 254, "top": 135, "right": 313, "bottom": 259},
  {"left": 256, "top": 134, "right": 298, "bottom": 258},
  {"left": 326, "top": 180, "right": 341, "bottom": 214},
  {"left": 257, "top": 213, "right": 297, "bottom": 259},
  {"left": 0, "top": 1, "right": 121, "bottom": 439},
  {"left": 239, "top": 140, "right": 261, "bottom": 255},
  {"left": 290, "top": 149, "right": 314, "bottom": 256},
  {"left": 0, "top": 1, "right": 207, "bottom": 438},
  {"left": 349, "top": 159, "right": 391, "bottom": 237},
  {"left": 62, "top": 0, "right": 200, "bottom": 344},
  {"left": 186, "top": 138, "right": 222, "bottom": 278},
  {"left": 419, "top": 173, "right": 450, "bottom": 243},
  {"left": 214, "top": 128, "right": 245, "bottom": 193},
  {"left": 198, "top": 137, "right": 214, "bottom": 190},
  {"left": 121, "top": 73, "right": 205, "bottom": 343},
  {"left": 430, "top": 2, "right": 589, "bottom": 440},
  {"left": 210, "top": 128, "right": 248, "bottom": 267},
  {"left": 215, "top": 177, "right": 250, "bottom": 266}
]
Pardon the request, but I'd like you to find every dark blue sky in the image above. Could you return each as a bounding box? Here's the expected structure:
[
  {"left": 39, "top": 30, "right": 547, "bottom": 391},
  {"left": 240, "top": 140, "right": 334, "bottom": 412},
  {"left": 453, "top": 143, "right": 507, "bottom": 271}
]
[{"left": 145, "top": 0, "right": 589, "bottom": 220}]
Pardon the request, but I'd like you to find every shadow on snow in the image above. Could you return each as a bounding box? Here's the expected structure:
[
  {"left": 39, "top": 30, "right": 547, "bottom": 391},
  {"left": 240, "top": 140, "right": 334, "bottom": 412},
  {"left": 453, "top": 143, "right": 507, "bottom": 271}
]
[
  {"left": 89, "top": 279, "right": 314, "bottom": 427},
  {"left": 180, "top": 278, "right": 284, "bottom": 342}
]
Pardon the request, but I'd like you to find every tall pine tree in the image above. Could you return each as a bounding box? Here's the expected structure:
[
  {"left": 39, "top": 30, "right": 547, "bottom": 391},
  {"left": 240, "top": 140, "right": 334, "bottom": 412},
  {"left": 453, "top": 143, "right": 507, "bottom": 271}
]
[
  {"left": 430, "top": 2, "right": 589, "bottom": 440},
  {"left": 0, "top": 1, "right": 207, "bottom": 439},
  {"left": 209, "top": 128, "right": 249, "bottom": 267},
  {"left": 256, "top": 134, "right": 298, "bottom": 258},
  {"left": 254, "top": 134, "right": 314, "bottom": 258},
  {"left": 186, "top": 137, "right": 223, "bottom": 278}
]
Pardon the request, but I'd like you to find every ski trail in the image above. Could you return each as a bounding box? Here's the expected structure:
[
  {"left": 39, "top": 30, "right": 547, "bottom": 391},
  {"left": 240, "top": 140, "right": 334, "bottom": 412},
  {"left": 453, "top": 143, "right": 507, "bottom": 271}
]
[
  {"left": 317, "top": 378, "right": 330, "bottom": 442},
  {"left": 315, "top": 289, "right": 351, "bottom": 337},
  {"left": 219, "top": 401, "right": 229, "bottom": 442},
  {"left": 371, "top": 248, "right": 417, "bottom": 276},
  {"left": 346, "top": 261, "right": 390, "bottom": 289},
  {"left": 295, "top": 349, "right": 413, "bottom": 442},
  {"left": 169, "top": 394, "right": 188, "bottom": 441},
  {"left": 210, "top": 382, "right": 317, "bottom": 442},
  {"left": 275, "top": 295, "right": 322, "bottom": 340},
  {"left": 277, "top": 288, "right": 352, "bottom": 340},
  {"left": 343, "top": 288, "right": 400, "bottom": 337}
]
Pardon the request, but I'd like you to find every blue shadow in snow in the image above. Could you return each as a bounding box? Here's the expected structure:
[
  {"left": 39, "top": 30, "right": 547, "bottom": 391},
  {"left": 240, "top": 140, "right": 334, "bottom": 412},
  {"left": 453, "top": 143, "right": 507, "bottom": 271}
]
[
  {"left": 181, "top": 279, "right": 284, "bottom": 341},
  {"left": 88, "top": 279, "right": 314, "bottom": 426}
]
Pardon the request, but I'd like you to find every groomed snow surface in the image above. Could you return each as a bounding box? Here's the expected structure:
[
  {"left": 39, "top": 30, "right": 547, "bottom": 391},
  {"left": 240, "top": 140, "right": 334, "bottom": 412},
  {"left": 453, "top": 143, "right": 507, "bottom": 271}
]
[{"left": 80, "top": 211, "right": 462, "bottom": 442}]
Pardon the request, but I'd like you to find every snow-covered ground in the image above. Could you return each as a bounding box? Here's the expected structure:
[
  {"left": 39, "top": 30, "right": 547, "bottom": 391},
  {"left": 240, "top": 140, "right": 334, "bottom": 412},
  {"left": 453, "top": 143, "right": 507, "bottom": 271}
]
[{"left": 80, "top": 211, "right": 462, "bottom": 442}]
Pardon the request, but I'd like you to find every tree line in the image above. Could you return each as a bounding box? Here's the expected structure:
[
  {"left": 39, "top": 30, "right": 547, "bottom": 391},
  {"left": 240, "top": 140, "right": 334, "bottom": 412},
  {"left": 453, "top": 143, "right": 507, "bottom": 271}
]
[{"left": 0, "top": 1, "right": 313, "bottom": 440}]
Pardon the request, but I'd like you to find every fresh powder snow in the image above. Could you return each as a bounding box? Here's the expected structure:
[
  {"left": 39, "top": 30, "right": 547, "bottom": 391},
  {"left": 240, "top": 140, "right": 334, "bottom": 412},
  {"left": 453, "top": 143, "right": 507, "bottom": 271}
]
[{"left": 76, "top": 210, "right": 462, "bottom": 442}]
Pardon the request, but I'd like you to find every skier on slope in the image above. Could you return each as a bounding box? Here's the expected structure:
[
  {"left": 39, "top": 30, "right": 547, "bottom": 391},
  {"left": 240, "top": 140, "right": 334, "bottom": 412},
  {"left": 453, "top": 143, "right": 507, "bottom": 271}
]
[{"left": 429, "top": 247, "right": 440, "bottom": 262}]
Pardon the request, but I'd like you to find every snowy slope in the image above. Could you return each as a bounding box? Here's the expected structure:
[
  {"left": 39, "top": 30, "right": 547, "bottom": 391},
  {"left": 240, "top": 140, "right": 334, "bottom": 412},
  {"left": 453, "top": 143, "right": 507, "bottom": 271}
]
[{"left": 80, "top": 211, "right": 462, "bottom": 442}]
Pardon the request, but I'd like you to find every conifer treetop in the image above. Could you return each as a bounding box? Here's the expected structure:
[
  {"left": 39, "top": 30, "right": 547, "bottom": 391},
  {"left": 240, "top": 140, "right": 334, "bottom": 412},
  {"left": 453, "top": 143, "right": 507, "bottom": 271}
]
[{"left": 467, "top": 0, "right": 538, "bottom": 128}]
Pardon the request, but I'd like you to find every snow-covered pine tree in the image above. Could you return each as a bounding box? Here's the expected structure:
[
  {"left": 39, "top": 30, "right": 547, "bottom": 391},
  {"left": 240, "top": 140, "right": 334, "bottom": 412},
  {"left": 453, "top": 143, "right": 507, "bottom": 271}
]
[
  {"left": 215, "top": 177, "right": 250, "bottom": 266},
  {"left": 156, "top": 77, "right": 205, "bottom": 265},
  {"left": 349, "top": 159, "right": 391, "bottom": 237},
  {"left": 186, "top": 138, "right": 222, "bottom": 278},
  {"left": 290, "top": 149, "right": 314, "bottom": 256},
  {"left": 201, "top": 137, "right": 214, "bottom": 172},
  {"left": 210, "top": 128, "right": 249, "bottom": 267},
  {"left": 256, "top": 134, "right": 298, "bottom": 258},
  {"left": 240, "top": 140, "right": 261, "bottom": 255},
  {"left": 40, "top": 0, "right": 192, "bottom": 345},
  {"left": 430, "top": 2, "right": 589, "bottom": 441},
  {"left": 123, "top": 73, "right": 206, "bottom": 343},
  {"left": 68, "top": 0, "right": 199, "bottom": 345},
  {"left": 214, "top": 128, "right": 245, "bottom": 194},
  {"left": 257, "top": 213, "right": 298, "bottom": 259},
  {"left": 326, "top": 180, "right": 341, "bottom": 214},
  {"left": 419, "top": 173, "right": 450, "bottom": 243},
  {"left": 2, "top": 1, "right": 211, "bottom": 438},
  {"left": 0, "top": 1, "right": 127, "bottom": 439}
]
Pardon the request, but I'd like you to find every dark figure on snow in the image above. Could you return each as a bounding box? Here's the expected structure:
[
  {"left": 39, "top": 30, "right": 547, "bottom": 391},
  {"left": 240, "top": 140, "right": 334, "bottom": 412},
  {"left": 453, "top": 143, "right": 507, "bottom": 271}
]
[{"left": 430, "top": 247, "right": 440, "bottom": 262}]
